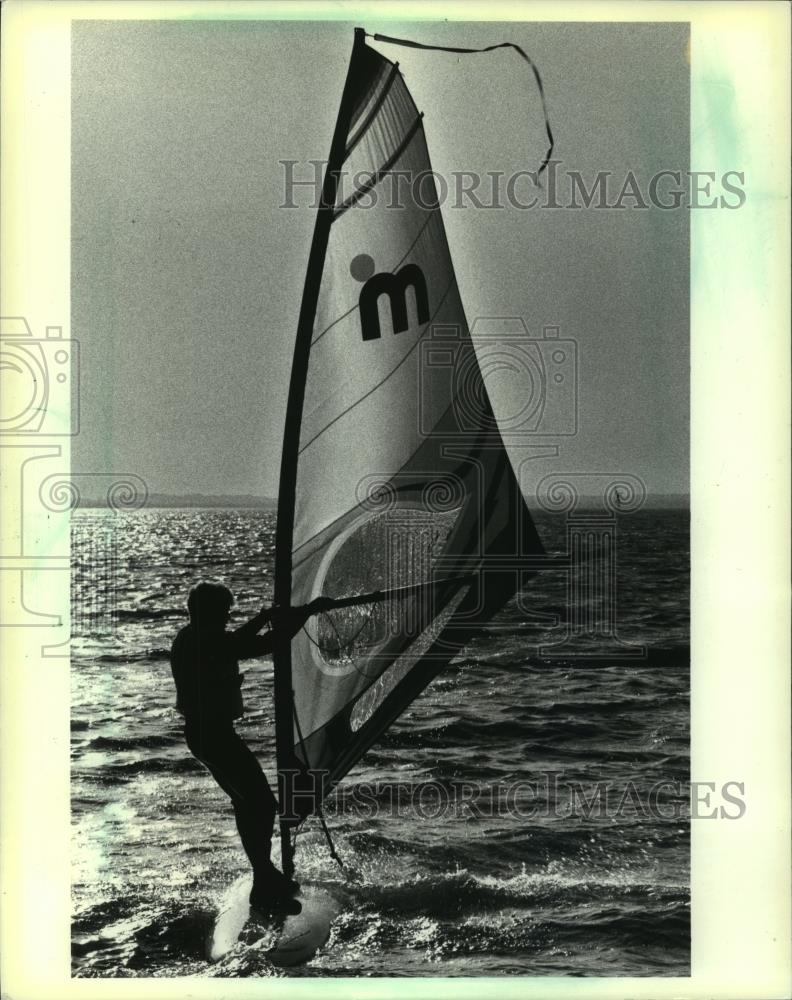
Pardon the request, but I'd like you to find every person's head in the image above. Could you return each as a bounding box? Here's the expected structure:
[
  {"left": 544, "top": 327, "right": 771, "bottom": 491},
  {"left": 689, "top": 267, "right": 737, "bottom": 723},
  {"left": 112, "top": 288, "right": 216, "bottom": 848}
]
[{"left": 187, "top": 581, "right": 234, "bottom": 629}]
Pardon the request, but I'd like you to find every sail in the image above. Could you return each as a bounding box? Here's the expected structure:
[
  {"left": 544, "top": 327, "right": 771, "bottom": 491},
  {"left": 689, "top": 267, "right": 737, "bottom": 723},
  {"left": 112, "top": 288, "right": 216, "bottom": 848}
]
[{"left": 274, "top": 30, "right": 545, "bottom": 837}]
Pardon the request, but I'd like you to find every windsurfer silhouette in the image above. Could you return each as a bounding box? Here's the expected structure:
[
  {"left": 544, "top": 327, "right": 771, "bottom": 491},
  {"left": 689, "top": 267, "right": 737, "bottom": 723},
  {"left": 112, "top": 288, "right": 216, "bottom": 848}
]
[{"left": 170, "top": 581, "right": 329, "bottom": 914}]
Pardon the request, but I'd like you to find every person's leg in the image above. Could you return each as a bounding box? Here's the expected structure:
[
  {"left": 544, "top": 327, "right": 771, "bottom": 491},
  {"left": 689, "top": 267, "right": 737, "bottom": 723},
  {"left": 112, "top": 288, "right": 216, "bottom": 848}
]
[
  {"left": 217, "top": 736, "right": 277, "bottom": 877},
  {"left": 184, "top": 723, "right": 297, "bottom": 899}
]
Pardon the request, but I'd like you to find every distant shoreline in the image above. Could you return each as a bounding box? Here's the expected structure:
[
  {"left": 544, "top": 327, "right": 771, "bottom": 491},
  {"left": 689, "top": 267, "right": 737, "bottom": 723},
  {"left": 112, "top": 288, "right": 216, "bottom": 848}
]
[
  {"left": 74, "top": 493, "right": 277, "bottom": 511},
  {"left": 74, "top": 494, "right": 689, "bottom": 511}
]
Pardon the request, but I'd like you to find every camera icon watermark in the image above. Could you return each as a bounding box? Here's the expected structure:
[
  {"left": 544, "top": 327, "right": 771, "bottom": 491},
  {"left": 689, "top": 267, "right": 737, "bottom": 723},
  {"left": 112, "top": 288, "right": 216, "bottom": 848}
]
[
  {"left": 417, "top": 318, "right": 577, "bottom": 440},
  {"left": 0, "top": 311, "right": 143, "bottom": 654},
  {"left": 0, "top": 317, "right": 79, "bottom": 436}
]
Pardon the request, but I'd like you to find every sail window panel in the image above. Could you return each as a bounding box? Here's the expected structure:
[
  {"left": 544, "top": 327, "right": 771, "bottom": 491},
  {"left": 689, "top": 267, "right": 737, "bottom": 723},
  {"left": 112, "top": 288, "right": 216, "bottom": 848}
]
[
  {"left": 315, "top": 506, "right": 464, "bottom": 672},
  {"left": 290, "top": 505, "right": 467, "bottom": 745}
]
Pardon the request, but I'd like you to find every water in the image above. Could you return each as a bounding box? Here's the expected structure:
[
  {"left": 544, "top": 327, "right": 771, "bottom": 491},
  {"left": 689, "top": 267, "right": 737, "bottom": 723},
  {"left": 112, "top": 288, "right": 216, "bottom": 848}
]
[{"left": 71, "top": 507, "right": 689, "bottom": 977}]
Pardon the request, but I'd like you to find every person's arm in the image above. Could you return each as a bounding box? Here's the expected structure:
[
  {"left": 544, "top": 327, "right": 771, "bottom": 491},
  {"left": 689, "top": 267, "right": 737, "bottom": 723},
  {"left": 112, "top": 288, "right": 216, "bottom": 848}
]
[
  {"left": 231, "top": 606, "right": 273, "bottom": 643},
  {"left": 230, "top": 605, "right": 275, "bottom": 659},
  {"left": 230, "top": 599, "right": 334, "bottom": 659}
]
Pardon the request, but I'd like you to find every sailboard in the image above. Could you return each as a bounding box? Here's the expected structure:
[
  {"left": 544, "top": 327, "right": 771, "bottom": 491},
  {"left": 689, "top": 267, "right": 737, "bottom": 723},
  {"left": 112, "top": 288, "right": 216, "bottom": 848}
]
[
  {"left": 272, "top": 27, "right": 550, "bottom": 881},
  {"left": 207, "top": 875, "right": 338, "bottom": 965}
]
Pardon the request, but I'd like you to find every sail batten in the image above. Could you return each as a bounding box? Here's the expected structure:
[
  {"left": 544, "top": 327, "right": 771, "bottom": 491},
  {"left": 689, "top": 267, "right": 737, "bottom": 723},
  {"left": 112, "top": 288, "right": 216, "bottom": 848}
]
[{"left": 335, "top": 112, "right": 424, "bottom": 218}]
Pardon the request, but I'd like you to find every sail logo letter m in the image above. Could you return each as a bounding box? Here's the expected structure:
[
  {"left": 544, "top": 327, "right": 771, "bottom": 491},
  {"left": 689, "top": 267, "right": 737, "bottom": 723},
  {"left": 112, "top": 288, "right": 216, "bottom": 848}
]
[{"left": 358, "top": 264, "right": 430, "bottom": 342}]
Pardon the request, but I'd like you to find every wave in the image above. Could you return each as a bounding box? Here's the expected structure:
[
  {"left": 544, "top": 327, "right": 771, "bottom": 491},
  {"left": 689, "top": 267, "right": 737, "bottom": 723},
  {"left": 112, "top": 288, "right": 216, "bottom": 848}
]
[
  {"left": 382, "top": 716, "right": 624, "bottom": 748},
  {"left": 86, "top": 734, "right": 182, "bottom": 752},
  {"left": 327, "top": 867, "right": 689, "bottom": 944},
  {"left": 92, "top": 648, "right": 171, "bottom": 663},
  {"left": 72, "top": 900, "right": 211, "bottom": 973},
  {"left": 116, "top": 608, "right": 185, "bottom": 622},
  {"left": 327, "top": 901, "right": 690, "bottom": 961},
  {"left": 74, "top": 756, "right": 202, "bottom": 779},
  {"left": 462, "top": 644, "right": 689, "bottom": 672}
]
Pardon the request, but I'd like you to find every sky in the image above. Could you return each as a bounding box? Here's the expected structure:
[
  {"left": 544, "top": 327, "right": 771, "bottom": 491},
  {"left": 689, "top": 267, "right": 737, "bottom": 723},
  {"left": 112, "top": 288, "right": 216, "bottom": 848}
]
[{"left": 72, "top": 19, "right": 689, "bottom": 497}]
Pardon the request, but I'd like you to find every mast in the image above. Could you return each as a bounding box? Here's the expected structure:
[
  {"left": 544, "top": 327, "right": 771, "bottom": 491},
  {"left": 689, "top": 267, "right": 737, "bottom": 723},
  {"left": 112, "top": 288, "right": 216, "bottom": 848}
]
[{"left": 273, "top": 28, "right": 366, "bottom": 877}]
